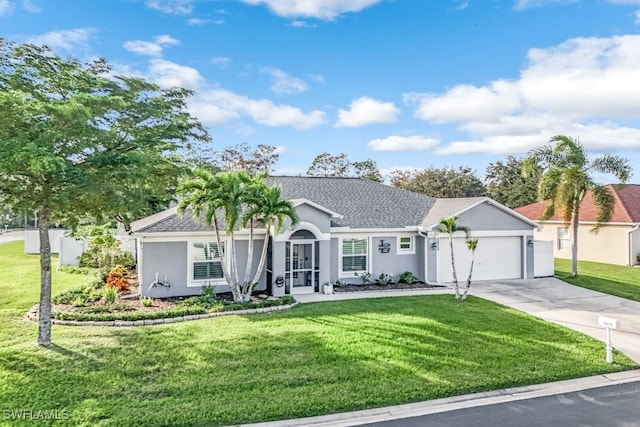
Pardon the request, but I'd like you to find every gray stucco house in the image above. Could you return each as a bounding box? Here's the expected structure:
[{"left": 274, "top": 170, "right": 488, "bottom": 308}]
[{"left": 131, "top": 176, "right": 539, "bottom": 298}]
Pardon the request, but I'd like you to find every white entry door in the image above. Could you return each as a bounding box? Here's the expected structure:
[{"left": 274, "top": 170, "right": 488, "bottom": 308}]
[{"left": 286, "top": 241, "right": 317, "bottom": 294}]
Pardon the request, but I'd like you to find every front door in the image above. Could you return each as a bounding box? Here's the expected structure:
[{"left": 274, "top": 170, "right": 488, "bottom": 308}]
[{"left": 286, "top": 241, "right": 317, "bottom": 294}]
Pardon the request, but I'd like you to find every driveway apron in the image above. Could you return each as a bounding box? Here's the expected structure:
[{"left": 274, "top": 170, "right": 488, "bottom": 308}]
[{"left": 472, "top": 278, "right": 640, "bottom": 364}]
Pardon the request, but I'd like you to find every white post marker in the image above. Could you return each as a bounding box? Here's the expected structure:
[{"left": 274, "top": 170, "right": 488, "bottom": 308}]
[{"left": 598, "top": 316, "right": 620, "bottom": 363}]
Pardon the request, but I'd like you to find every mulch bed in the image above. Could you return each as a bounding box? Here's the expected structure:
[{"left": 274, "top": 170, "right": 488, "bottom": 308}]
[{"left": 333, "top": 282, "right": 446, "bottom": 292}]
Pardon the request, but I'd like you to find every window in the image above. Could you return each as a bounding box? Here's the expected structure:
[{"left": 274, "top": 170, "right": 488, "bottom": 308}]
[
  {"left": 192, "top": 242, "right": 224, "bottom": 281},
  {"left": 398, "top": 236, "right": 414, "bottom": 254},
  {"left": 341, "top": 238, "right": 368, "bottom": 275},
  {"left": 557, "top": 227, "right": 570, "bottom": 251}
]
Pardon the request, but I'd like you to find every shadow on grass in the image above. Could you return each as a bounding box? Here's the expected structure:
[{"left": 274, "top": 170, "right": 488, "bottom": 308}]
[{"left": 0, "top": 295, "right": 636, "bottom": 427}]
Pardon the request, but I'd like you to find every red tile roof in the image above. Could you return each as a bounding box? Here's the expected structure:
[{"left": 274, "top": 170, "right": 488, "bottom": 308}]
[{"left": 515, "top": 184, "right": 640, "bottom": 223}]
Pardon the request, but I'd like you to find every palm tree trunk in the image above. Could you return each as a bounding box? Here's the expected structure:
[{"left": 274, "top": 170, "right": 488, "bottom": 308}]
[
  {"left": 244, "top": 218, "right": 255, "bottom": 292},
  {"left": 571, "top": 204, "right": 580, "bottom": 277},
  {"left": 449, "top": 236, "right": 460, "bottom": 300},
  {"left": 462, "top": 253, "right": 475, "bottom": 301},
  {"left": 251, "top": 219, "right": 272, "bottom": 287},
  {"left": 37, "top": 208, "right": 52, "bottom": 347},
  {"left": 213, "top": 217, "right": 238, "bottom": 301}
]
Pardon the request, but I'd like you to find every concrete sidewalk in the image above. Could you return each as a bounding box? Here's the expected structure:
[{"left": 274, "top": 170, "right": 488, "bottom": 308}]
[{"left": 238, "top": 370, "right": 640, "bottom": 427}]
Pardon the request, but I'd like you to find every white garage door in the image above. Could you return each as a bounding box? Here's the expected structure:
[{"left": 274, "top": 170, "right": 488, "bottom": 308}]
[{"left": 437, "top": 236, "right": 522, "bottom": 282}]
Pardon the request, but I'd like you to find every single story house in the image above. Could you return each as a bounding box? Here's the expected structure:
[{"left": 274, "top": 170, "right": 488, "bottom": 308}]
[
  {"left": 131, "top": 176, "right": 539, "bottom": 298},
  {"left": 515, "top": 184, "right": 640, "bottom": 266}
]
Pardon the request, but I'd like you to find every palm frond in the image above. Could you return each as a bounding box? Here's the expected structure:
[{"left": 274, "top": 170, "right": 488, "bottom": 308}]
[{"left": 590, "top": 185, "right": 615, "bottom": 231}]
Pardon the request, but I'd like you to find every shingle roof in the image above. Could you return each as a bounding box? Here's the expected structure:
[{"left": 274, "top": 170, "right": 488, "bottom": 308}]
[
  {"left": 133, "top": 176, "right": 437, "bottom": 233},
  {"left": 267, "top": 176, "right": 437, "bottom": 229},
  {"left": 515, "top": 184, "right": 640, "bottom": 223},
  {"left": 420, "top": 197, "right": 487, "bottom": 228}
]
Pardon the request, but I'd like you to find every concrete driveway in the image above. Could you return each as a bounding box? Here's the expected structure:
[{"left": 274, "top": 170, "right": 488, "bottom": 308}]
[{"left": 472, "top": 278, "right": 640, "bottom": 364}]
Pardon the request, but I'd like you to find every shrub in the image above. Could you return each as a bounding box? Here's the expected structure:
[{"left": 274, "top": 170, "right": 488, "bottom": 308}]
[
  {"left": 71, "top": 296, "right": 87, "bottom": 307},
  {"left": 76, "top": 224, "right": 135, "bottom": 276},
  {"left": 140, "top": 297, "right": 154, "bottom": 307},
  {"left": 375, "top": 272, "right": 393, "bottom": 286},
  {"left": 53, "top": 284, "right": 102, "bottom": 305},
  {"left": 398, "top": 271, "right": 417, "bottom": 284},
  {"left": 102, "top": 286, "right": 118, "bottom": 305},
  {"left": 58, "top": 265, "right": 97, "bottom": 275},
  {"left": 106, "top": 267, "right": 130, "bottom": 293},
  {"left": 52, "top": 306, "right": 206, "bottom": 322},
  {"left": 358, "top": 272, "right": 372, "bottom": 285}
]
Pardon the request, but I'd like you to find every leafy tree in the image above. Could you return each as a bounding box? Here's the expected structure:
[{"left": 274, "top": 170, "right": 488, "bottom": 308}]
[
  {"left": 352, "top": 159, "right": 383, "bottom": 182},
  {"left": 0, "top": 40, "right": 209, "bottom": 345},
  {"left": 485, "top": 156, "right": 541, "bottom": 208},
  {"left": 307, "top": 152, "right": 351, "bottom": 177},
  {"left": 523, "top": 135, "right": 631, "bottom": 277},
  {"left": 436, "top": 216, "right": 470, "bottom": 301},
  {"left": 178, "top": 170, "right": 298, "bottom": 302},
  {"left": 390, "top": 166, "right": 485, "bottom": 198},
  {"left": 217, "top": 142, "right": 279, "bottom": 175}
]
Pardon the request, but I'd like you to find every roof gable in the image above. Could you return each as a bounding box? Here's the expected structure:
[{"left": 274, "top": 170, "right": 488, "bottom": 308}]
[{"left": 515, "top": 184, "right": 640, "bottom": 223}]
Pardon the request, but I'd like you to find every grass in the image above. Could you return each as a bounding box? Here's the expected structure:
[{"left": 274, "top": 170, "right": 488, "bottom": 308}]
[
  {"left": 0, "top": 240, "right": 636, "bottom": 426},
  {"left": 555, "top": 258, "right": 640, "bottom": 302}
]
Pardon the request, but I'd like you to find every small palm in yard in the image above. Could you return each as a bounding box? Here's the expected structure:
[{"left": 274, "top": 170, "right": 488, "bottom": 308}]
[
  {"left": 437, "top": 216, "right": 470, "bottom": 300},
  {"left": 461, "top": 238, "right": 478, "bottom": 301}
]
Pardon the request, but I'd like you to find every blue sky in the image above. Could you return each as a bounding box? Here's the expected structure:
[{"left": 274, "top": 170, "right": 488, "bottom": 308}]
[{"left": 2, "top": 0, "right": 640, "bottom": 181}]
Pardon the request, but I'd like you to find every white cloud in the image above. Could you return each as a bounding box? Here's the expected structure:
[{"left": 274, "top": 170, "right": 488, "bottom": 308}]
[
  {"left": 0, "top": 0, "right": 14, "bottom": 16},
  {"left": 405, "top": 80, "right": 521, "bottom": 124},
  {"left": 146, "top": 0, "right": 193, "bottom": 14},
  {"left": 239, "top": 0, "right": 384, "bottom": 20},
  {"left": 187, "top": 17, "right": 210, "bottom": 25},
  {"left": 123, "top": 35, "right": 180, "bottom": 57},
  {"left": 26, "top": 28, "right": 95, "bottom": 51},
  {"left": 210, "top": 56, "right": 232, "bottom": 67},
  {"left": 288, "top": 20, "right": 318, "bottom": 28},
  {"left": 368, "top": 135, "right": 438, "bottom": 151},
  {"left": 22, "top": 0, "right": 40, "bottom": 12},
  {"left": 148, "top": 59, "right": 204, "bottom": 88},
  {"left": 514, "top": 0, "right": 577, "bottom": 11},
  {"left": 261, "top": 67, "right": 308, "bottom": 95},
  {"left": 408, "top": 34, "right": 640, "bottom": 155},
  {"left": 190, "top": 89, "right": 326, "bottom": 129},
  {"left": 336, "top": 96, "right": 400, "bottom": 127}
]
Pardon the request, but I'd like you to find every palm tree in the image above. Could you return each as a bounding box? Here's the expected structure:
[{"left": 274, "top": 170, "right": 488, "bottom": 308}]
[
  {"left": 178, "top": 169, "right": 252, "bottom": 301},
  {"left": 436, "top": 216, "right": 470, "bottom": 300},
  {"left": 244, "top": 183, "right": 299, "bottom": 287},
  {"left": 461, "top": 238, "right": 478, "bottom": 301},
  {"left": 523, "top": 135, "right": 631, "bottom": 277}
]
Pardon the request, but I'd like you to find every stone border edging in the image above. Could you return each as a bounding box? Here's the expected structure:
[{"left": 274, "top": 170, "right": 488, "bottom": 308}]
[{"left": 24, "top": 302, "right": 300, "bottom": 327}]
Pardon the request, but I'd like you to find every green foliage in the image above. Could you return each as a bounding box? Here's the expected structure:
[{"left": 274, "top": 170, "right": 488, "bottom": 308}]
[
  {"left": 485, "top": 156, "right": 540, "bottom": 208},
  {"left": 70, "top": 296, "right": 87, "bottom": 308},
  {"left": 306, "top": 153, "right": 382, "bottom": 181},
  {"left": 52, "top": 284, "right": 101, "bottom": 305},
  {"left": 77, "top": 225, "right": 135, "bottom": 277},
  {"left": 52, "top": 306, "right": 206, "bottom": 322},
  {"left": 390, "top": 166, "right": 485, "bottom": 198},
  {"left": 102, "top": 286, "right": 118, "bottom": 305},
  {"left": 555, "top": 258, "right": 640, "bottom": 302},
  {"left": 140, "top": 297, "right": 154, "bottom": 307},
  {"left": 375, "top": 272, "right": 394, "bottom": 286},
  {"left": 216, "top": 142, "right": 280, "bottom": 175},
  {"left": 525, "top": 135, "right": 631, "bottom": 276},
  {"left": 358, "top": 272, "right": 372, "bottom": 285},
  {"left": 398, "top": 271, "right": 417, "bottom": 284},
  {"left": 57, "top": 265, "right": 97, "bottom": 275}
]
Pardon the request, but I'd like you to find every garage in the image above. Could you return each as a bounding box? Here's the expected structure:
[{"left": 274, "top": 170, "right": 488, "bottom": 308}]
[{"left": 436, "top": 236, "right": 523, "bottom": 282}]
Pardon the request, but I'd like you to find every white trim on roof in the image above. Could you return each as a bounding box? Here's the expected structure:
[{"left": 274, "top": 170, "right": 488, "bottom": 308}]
[
  {"left": 423, "top": 197, "right": 540, "bottom": 231},
  {"left": 290, "top": 198, "right": 343, "bottom": 219}
]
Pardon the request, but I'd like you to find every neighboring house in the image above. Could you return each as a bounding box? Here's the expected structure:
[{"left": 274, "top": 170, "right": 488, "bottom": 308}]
[
  {"left": 131, "top": 176, "right": 539, "bottom": 298},
  {"left": 515, "top": 184, "right": 640, "bottom": 266}
]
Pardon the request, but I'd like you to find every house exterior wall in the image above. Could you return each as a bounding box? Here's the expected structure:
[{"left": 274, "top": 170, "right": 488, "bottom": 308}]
[
  {"left": 456, "top": 202, "right": 533, "bottom": 231},
  {"left": 535, "top": 222, "right": 636, "bottom": 266},
  {"left": 140, "top": 237, "right": 267, "bottom": 298}
]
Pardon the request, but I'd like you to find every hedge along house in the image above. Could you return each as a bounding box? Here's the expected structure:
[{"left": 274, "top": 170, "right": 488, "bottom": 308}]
[{"left": 131, "top": 176, "right": 540, "bottom": 298}]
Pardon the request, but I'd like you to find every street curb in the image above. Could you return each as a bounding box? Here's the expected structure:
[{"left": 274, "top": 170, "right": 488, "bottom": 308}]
[{"left": 235, "top": 369, "right": 640, "bottom": 427}]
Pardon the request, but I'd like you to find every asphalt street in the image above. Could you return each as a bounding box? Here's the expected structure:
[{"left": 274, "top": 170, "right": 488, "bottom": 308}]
[{"left": 361, "top": 382, "right": 640, "bottom": 427}]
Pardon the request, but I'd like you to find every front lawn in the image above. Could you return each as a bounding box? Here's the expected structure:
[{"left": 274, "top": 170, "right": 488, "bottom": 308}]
[
  {"left": 0, "top": 241, "right": 636, "bottom": 426},
  {"left": 555, "top": 258, "right": 640, "bottom": 302}
]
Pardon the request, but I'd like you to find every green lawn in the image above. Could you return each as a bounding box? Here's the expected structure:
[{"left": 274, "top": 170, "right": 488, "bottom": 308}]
[
  {"left": 0, "top": 241, "right": 636, "bottom": 426},
  {"left": 555, "top": 258, "right": 640, "bottom": 302}
]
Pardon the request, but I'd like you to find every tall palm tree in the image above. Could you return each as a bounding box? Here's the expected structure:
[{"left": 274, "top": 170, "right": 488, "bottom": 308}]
[
  {"left": 244, "top": 183, "right": 299, "bottom": 286},
  {"left": 178, "top": 169, "right": 252, "bottom": 301},
  {"left": 523, "top": 135, "right": 631, "bottom": 277},
  {"left": 436, "top": 216, "right": 470, "bottom": 300}
]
